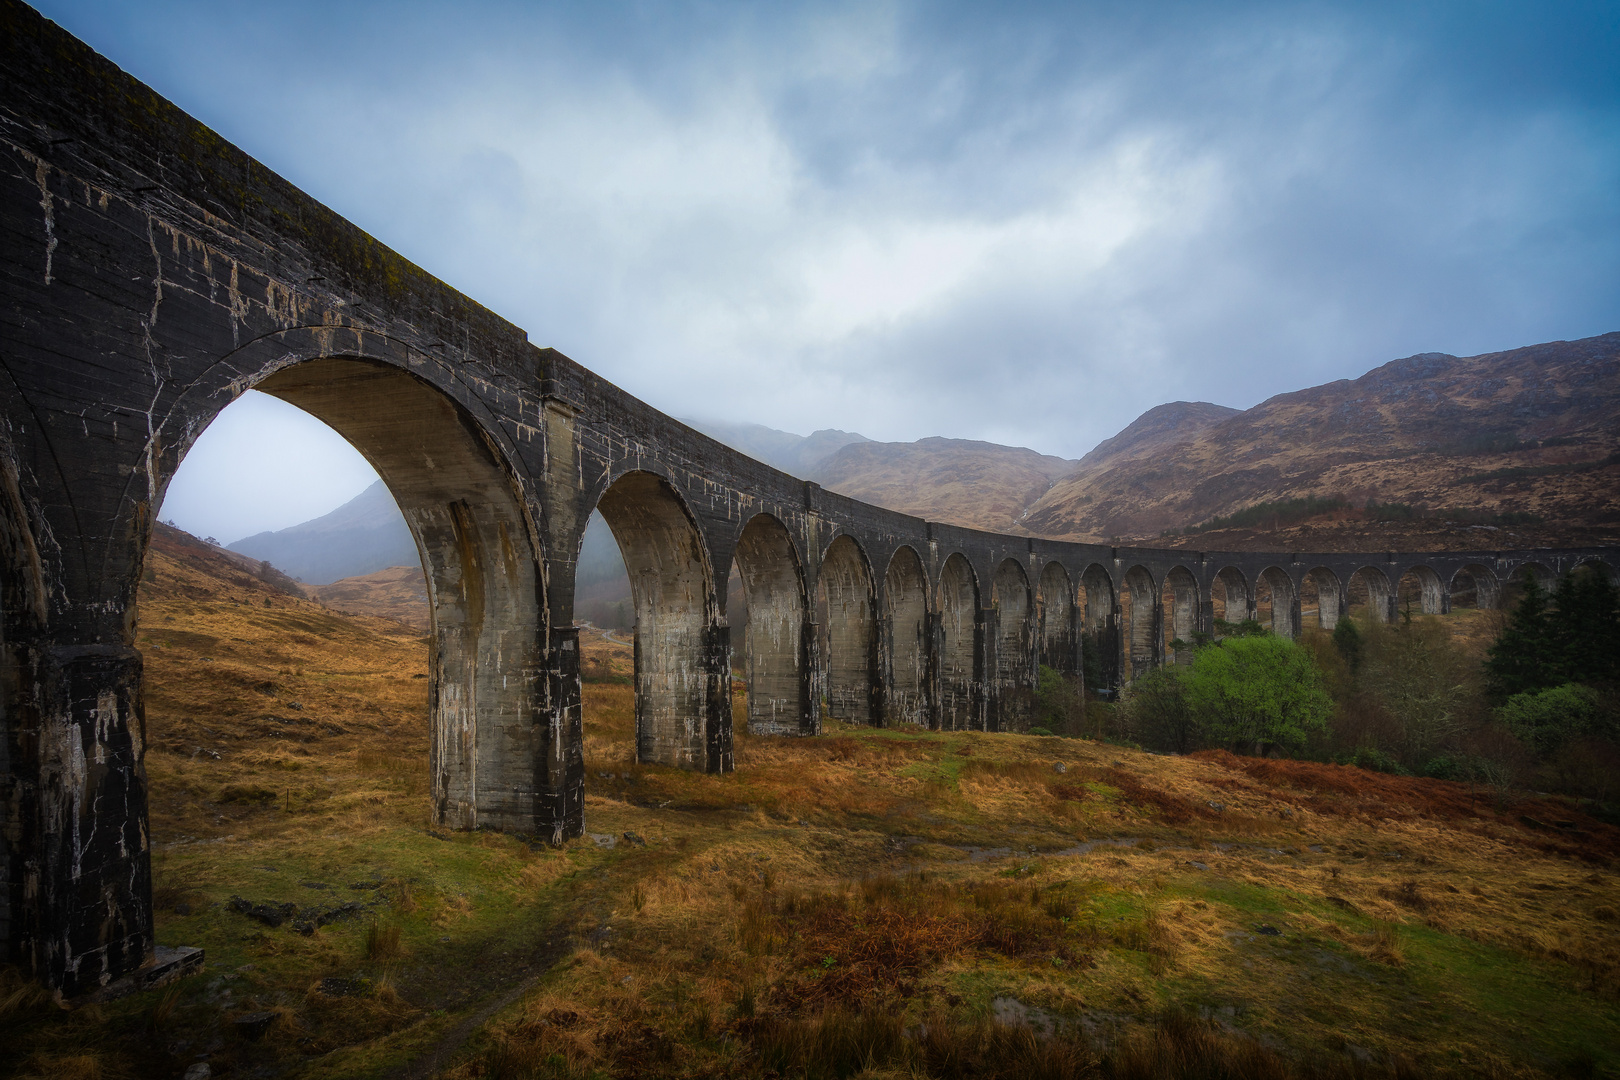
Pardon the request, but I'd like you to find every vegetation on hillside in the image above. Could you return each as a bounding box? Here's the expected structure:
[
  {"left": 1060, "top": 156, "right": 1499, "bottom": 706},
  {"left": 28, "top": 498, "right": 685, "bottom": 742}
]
[{"left": 1120, "top": 567, "right": 1620, "bottom": 818}]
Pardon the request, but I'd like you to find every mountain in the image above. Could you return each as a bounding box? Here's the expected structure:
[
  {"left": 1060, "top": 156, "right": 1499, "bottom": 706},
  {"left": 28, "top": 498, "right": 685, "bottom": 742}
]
[
  {"left": 1021, "top": 332, "right": 1620, "bottom": 547},
  {"left": 809, "top": 438, "right": 1079, "bottom": 534},
  {"left": 678, "top": 418, "right": 870, "bottom": 476},
  {"left": 228, "top": 480, "right": 417, "bottom": 584},
  {"left": 1073, "top": 401, "right": 1239, "bottom": 472}
]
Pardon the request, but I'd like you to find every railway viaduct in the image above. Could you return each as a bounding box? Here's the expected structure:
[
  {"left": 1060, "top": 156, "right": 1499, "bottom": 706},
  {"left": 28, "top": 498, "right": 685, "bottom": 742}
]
[{"left": 2, "top": 3, "right": 1617, "bottom": 996}]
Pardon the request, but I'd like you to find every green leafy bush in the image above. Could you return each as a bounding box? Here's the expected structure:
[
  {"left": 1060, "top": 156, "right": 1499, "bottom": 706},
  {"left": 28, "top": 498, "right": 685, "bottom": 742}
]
[
  {"left": 1496, "top": 683, "right": 1603, "bottom": 756},
  {"left": 1180, "top": 635, "right": 1333, "bottom": 756}
]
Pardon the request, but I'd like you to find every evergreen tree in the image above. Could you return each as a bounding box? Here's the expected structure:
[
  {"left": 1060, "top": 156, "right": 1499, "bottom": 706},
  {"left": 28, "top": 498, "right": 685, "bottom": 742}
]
[
  {"left": 1331, "top": 617, "right": 1362, "bottom": 673},
  {"left": 1485, "top": 572, "right": 1558, "bottom": 700},
  {"left": 1552, "top": 566, "right": 1620, "bottom": 685},
  {"left": 1486, "top": 567, "right": 1620, "bottom": 700}
]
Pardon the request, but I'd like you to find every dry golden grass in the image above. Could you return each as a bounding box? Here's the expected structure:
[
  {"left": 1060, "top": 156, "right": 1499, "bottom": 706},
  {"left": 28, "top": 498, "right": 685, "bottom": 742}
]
[{"left": 5, "top": 531, "right": 1617, "bottom": 1079}]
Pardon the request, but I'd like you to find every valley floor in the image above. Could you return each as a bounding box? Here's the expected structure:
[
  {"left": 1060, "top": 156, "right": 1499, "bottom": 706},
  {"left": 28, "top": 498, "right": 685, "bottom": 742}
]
[{"left": 2, "top": 544, "right": 1617, "bottom": 1079}]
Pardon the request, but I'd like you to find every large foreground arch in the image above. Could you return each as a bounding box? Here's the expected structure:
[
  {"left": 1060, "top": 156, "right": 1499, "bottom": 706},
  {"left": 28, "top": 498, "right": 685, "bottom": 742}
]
[{"left": 4, "top": 9, "right": 1616, "bottom": 994}]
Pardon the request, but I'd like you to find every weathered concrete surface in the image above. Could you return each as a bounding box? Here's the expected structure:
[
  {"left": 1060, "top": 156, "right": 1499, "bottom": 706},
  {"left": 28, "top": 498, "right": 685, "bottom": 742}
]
[{"left": 2, "top": 2, "right": 1617, "bottom": 994}]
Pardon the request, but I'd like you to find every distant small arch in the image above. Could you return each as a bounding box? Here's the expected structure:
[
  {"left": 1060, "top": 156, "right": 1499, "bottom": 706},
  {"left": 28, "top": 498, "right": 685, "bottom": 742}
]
[
  {"left": 732, "top": 513, "right": 811, "bottom": 738},
  {"left": 1120, "top": 565, "right": 1157, "bottom": 680},
  {"left": 1036, "top": 561, "right": 1075, "bottom": 675},
  {"left": 936, "top": 553, "right": 980, "bottom": 730},
  {"left": 1078, "top": 563, "right": 1118, "bottom": 692},
  {"left": 1449, "top": 563, "right": 1500, "bottom": 610},
  {"left": 1396, "top": 564, "right": 1447, "bottom": 616},
  {"left": 991, "top": 559, "right": 1034, "bottom": 731},
  {"left": 1160, "top": 565, "right": 1200, "bottom": 662},
  {"left": 1255, "top": 565, "right": 1297, "bottom": 638},
  {"left": 819, "top": 534, "right": 877, "bottom": 725},
  {"left": 883, "top": 546, "right": 930, "bottom": 727},
  {"left": 1301, "top": 567, "right": 1344, "bottom": 630},
  {"left": 1346, "top": 565, "right": 1393, "bottom": 623},
  {"left": 1575, "top": 557, "right": 1619, "bottom": 587},
  {"left": 1212, "top": 566, "right": 1250, "bottom": 626}
]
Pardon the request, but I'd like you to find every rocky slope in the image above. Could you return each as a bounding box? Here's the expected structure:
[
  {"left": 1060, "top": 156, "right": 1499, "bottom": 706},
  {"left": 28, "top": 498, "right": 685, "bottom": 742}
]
[{"left": 1022, "top": 332, "right": 1620, "bottom": 547}]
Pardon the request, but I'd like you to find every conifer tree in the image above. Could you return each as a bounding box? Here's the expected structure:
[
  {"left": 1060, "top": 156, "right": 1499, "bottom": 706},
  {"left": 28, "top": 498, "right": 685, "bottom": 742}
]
[{"left": 1484, "top": 572, "right": 1557, "bottom": 700}]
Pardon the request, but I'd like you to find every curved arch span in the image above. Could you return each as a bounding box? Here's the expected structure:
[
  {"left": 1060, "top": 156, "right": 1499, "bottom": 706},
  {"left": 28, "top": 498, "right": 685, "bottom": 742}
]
[
  {"left": 733, "top": 514, "right": 812, "bottom": 738},
  {"left": 250, "top": 357, "right": 550, "bottom": 833},
  {"left": 820, "top": 535, "right": 878, "bottom": 726},
  {"left": 1303, "top": 566, "right": 1344, "bottom": 630},
  {"left": 1161, "top": 565, "right": 1200, "bottom": 661},
  {"left": 883, "top": 546, "right": 930, "bottom": 727},
  {"left": 1036, "top": 560, "right": 1075, "bottom": 676},
  {"left": 1256, "top": 565, "right": 1297, "bottom": 638},
  {"left": 937, "top": 553, "right": 980, "bottom": 730},
  {"left": 991, "top": 559, "right": 1033, "bottom": 732},
  {"left": 592, "top": 469, "right": 728, "bottom": 773},
  {"left": 1120, "top": 565, "right": 1157, "bottom": 680},
  {"left": 1449, "top": 563, "right": 1499, "bottom": 610}
]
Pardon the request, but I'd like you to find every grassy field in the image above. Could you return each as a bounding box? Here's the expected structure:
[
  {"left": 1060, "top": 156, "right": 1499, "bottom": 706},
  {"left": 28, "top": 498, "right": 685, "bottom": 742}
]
[{"left": 1, "top": 533, "right": 1617, "bottom": 1078}]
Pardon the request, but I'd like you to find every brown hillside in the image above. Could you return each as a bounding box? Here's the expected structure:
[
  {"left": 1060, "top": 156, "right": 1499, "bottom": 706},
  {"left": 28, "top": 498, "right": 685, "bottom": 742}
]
[
  {"left": 1023, "top": 332, "right": 1620, "bottom": 546},
  {"left": 13, "top": 523, "right": 1618, "bottom": 1077},
  {"left": 307, "top": 564, "right": 431, "bottom": 630},
  {"left": 811, "top": 437, "right": 1077, "bottom": 533},
  {"left": 1073, "top": 400, "right": 1239, "bottom": 471}
]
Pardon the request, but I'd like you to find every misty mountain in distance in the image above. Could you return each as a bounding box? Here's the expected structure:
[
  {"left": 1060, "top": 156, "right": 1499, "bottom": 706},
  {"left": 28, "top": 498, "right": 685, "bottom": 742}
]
[
  {"left": 677, "top": 417, "right": 870, "bottom": 476},
  {"left": 228, "top": 480, "right": 417, "bottom": 585}
]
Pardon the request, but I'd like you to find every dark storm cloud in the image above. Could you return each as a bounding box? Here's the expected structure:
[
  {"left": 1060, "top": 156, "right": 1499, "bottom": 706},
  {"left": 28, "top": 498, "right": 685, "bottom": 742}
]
[{"left": 39, "top": 0, "right": 1620, "bottom": 463}]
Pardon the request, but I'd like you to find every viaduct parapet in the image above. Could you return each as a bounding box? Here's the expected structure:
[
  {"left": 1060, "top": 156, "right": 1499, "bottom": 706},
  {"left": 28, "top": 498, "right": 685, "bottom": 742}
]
[{"left": 2, "top": 3, "right": 1615, "bottom": 995}]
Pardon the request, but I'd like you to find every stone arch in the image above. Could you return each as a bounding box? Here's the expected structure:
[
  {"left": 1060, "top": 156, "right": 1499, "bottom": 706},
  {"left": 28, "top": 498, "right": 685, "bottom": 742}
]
[
  {"left": 1036, "top": 561, "right": 1075, "bottom": 676},
  {"left": 1255, "top": 566, "right": 1298, "bottom": 637},
  {"left": 991, "top": 559, "right": 1033, "bottom": 732},
  {"left": 1212, "top": 567, "right": 1251, "bottom": 626},
  {"left": 1347, "top": 566, "right": 1394, "bottom": 623},
  {"left": 1160, "top": 565, "right": 1200, "bottom": 662},
  {"left": 1575, "top": 558, "right": 1619, "bottom": 587},
  {"left": 936, "top": 553, "right": 980, "bottom": 730},
  {"left": 1302, "top": 567, "right": 1344, "bottom": 630},
  {"left": 733, "top": 514, "right": 811, "bottom": 738},
  {"left": 252, "top": 358, "right": 549, "bottom": 833},
  {"left": 1120, "top": 565, "right": 1157, "bottom": 680},
  {"left": 883, "top": 546, "right": 929, "bottom": 727},
  {"left": 818, "top": 535, "right": 877, "bottom": 726},
  {"left": 1450, "top": 564, "right": 1500, "bottom": 610},
  {"left": 1397, "top": 565, "right": 1447, "bottom": 616},
  {"left": 593, "top": 470, "right": 727, "bottom": 773},
  {"left": 1078, "top": 563, "right": 1118, "bottom": 691}
]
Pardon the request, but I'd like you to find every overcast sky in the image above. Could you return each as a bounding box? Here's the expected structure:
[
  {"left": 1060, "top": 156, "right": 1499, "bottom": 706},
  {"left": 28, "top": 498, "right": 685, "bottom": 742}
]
[{"left": 43, "top": 0, "right": 1618, "bottom": 541}]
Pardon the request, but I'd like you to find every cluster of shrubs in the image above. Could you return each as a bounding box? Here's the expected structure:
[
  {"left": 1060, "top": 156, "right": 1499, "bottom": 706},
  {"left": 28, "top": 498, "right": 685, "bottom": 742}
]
[{"left": 1034, "top": 565, "right": 1619, "bottom": 813}]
